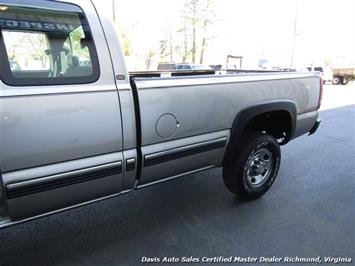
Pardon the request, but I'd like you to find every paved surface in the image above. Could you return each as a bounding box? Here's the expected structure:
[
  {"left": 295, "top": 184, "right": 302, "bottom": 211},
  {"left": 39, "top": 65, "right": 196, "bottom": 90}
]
[{"left": 0, "top": 84, "right": 354, "bottom": 266}]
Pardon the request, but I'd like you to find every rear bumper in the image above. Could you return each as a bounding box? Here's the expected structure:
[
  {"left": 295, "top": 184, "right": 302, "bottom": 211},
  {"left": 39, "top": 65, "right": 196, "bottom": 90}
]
[{"left": 308, "top": 119, "right": 322, "bottom": 135}]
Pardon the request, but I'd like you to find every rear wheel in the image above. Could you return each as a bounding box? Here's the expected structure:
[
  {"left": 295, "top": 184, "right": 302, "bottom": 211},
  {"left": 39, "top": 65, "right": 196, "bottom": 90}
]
[
  {"left": 341, "top": 77, "right": 349, "bottom": 85},
  {"left": 223, "top": 131, "right": 281, "bottom": 199}
]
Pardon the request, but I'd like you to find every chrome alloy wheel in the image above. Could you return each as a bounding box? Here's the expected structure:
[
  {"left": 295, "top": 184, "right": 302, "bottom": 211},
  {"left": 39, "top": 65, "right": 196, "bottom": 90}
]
[{"left": 245, "top": 148, "right": 273, "bottom": 187}]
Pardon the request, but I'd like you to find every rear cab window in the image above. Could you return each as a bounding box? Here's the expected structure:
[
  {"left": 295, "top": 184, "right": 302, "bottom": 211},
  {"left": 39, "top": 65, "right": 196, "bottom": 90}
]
[{"left": 0, "top": 3, "right": 99, "bottom": 86}]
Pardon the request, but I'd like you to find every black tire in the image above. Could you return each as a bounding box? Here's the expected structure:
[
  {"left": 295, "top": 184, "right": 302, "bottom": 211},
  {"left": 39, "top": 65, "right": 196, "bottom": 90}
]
[
  {"left": 341, "top": 77, "right": 349, "bottom": 85},
  {"left": 332, "top": 76, "right": 341, "bottom": 85},
  {"left": 223, "top": 131, "right": 281, "bottom": 200}
]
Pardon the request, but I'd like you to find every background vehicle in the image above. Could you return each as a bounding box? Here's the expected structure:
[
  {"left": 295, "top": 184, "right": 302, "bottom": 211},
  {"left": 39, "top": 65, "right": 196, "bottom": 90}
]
[
  {"left": 0, "top": 0, "right": 322, "bottom": 228},
  {"left": 157, "top": 63, "right": 176, "bottom": 71},
  {"left": 332, "top": 68, "right": 355, "bottom": 85},
  {"left": 210, "top": 55, "right": 243, "bottom": 71},
  {"left": 277, "top": 68, "right": 297, "bottom": 72},
  {"left": 307, "top": 66, "right": 333, "bottom": 84},
  {"left": 157, "top": 63, "right": 212, "bottom": 71},
  {"left": 174, "top": 63, "right": 211, "bottom": 70},
  {"left": 210, "top": 64, "right": 238, "bottom": 70}
]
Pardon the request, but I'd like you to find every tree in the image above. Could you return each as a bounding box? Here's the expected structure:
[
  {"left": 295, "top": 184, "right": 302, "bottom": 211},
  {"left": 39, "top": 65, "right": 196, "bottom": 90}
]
[
  {"left": 175, "top": 18, "right": 191, "bottom": 63},
  {"left": 18, "top": 32, "right": 49, "bottom": 68},
  {"left": 159, "top": 23, "right": 174, "bottom": 63},
  {"left": 144, "top": 50, "right": 156, "bottom": 70},
  {"left": 183, "top": 0, "right": 199, "bottom": 64},
  {"left": 191, "top": 0, "right": 198, "bottom": 63},
  {"left": 199, "top": 0, "right": 215, "bottom": 64},
  {"left": 177, "top": 0, "right": 216, "bottom": 64},
  {"left": 120, "top": 30, "right": 133, "bottom": 57},
  {"left": 159, "top": 40, "right": 169, "bottom": 63}
]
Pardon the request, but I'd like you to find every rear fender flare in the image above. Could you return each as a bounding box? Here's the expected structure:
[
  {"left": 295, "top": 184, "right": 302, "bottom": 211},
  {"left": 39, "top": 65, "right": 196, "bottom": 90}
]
[{"left": 223, "top": 100, "right": 297, "bottom": 165}]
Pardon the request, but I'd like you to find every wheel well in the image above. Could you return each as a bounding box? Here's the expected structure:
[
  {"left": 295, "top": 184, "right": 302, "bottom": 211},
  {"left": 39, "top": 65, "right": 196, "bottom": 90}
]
[
  {"left": 223, "top": 102, "right": 296, "bottom": 165},
  {"left": 243, "top": 110, "right": 292, "bottom": 144}
]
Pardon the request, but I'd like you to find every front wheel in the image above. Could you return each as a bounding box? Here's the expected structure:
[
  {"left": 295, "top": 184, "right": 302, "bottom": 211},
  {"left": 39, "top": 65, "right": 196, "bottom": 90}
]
[
  {"left": 332, "top": 76, "right": 341, "bottom": 85},
  {"left": 223, "top": 132, "right": 281, "bottom": 200}
]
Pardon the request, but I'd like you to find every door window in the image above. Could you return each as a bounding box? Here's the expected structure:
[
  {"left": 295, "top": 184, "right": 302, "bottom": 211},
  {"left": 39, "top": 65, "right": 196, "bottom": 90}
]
[{"left": 0, "top": 5, "right": 99, "bottom": 86}]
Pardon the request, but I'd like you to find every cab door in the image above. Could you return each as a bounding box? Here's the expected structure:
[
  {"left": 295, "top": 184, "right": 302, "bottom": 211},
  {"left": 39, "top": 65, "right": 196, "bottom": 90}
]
[{"left": 0, "top": 0, "right": 124, "bottom": 219}]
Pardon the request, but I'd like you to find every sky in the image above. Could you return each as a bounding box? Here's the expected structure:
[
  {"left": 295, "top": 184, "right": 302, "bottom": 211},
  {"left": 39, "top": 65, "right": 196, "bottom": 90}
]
[{"left": 93, "top": 0, "right": 355, "bottom": 70}]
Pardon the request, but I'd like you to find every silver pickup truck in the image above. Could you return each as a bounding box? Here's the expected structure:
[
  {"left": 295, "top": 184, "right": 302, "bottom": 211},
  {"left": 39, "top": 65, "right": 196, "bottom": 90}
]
[{"left": 0, "top": 0, "right": 322, "bottom": 228}]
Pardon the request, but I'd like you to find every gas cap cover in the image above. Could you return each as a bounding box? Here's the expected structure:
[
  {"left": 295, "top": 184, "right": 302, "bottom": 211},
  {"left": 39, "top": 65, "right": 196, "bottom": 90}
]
[{"left": 156, "top": 113, "right": 179, "bottom": 138}]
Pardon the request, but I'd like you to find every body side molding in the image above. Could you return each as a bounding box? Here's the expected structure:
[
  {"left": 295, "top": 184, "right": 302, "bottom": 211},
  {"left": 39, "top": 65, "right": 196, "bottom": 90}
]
[
  {"left": 6, "top": 161, "right": 122, "bottom": 199},
  {"left": 144, "top": 137, "right": 227, "bottom": 167}
]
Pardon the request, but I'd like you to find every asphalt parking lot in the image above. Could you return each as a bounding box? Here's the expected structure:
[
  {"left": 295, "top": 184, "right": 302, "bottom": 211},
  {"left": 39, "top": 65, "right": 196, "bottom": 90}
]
[{"left": 0, "top": 84, "right": 354, "bottom": 266}]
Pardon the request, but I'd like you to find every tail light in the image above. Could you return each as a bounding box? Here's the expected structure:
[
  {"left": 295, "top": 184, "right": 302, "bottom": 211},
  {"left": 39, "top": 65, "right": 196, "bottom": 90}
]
[{"left": 317, "top": 77, "right": 323, "bottom": 109}]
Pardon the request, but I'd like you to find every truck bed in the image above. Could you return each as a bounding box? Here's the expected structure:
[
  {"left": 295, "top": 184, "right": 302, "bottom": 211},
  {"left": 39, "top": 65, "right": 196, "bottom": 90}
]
[{"left": 332, "top": 68, "right": 355, "bottom": 77}]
